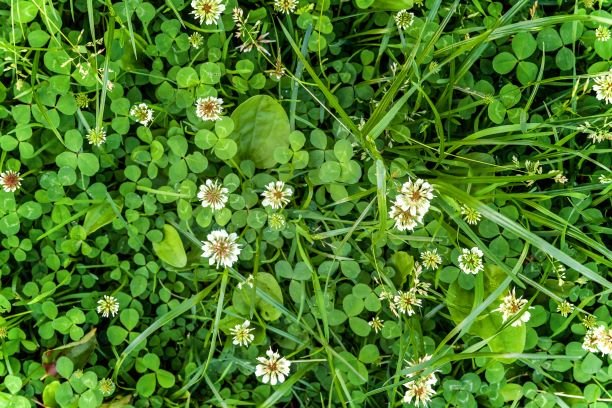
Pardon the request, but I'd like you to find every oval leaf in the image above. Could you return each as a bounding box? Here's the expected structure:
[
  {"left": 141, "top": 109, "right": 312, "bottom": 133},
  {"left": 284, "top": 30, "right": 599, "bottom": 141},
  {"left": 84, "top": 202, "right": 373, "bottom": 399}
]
[{"left": 230, "top": 95, "right": 291, "bottom": 168}]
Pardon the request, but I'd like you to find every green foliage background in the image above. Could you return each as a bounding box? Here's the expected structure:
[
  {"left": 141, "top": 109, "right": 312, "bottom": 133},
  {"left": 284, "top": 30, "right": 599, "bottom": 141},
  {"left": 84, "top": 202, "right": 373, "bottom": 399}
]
[{"left": 0, "top": 0, "right": 611, "bottom": 407}]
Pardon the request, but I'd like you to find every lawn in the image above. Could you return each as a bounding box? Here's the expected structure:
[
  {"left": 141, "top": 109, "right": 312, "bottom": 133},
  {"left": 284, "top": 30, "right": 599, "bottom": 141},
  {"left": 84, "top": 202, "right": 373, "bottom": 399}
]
[{"left": 0, "top": 0, "right": 611, "bottom": 407}]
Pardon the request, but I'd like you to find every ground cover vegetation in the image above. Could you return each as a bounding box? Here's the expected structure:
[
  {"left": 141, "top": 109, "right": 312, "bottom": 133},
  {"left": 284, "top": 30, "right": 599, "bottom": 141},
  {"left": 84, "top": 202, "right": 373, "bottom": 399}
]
[{"left": 0, "top": 0, "right": 611, "bottom": 406}]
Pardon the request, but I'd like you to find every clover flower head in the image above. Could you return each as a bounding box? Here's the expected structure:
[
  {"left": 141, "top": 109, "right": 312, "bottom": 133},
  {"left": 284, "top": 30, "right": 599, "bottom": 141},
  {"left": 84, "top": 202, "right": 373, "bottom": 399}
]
[
  {"left": 0, "top": 170, "right": 23, "bottom": 193},
  {"left": 255, "top": 348, "right": 291, "bottom": 385},
  {"left": 230, "top": 320, "right": 255, "bottom": 347},
  {"left": 130, "top": 103, "right": 154, "bottom": 126},
  {"left": 195, "top": 96, "right": 224, "bottom": 121},
  {"left": 261, "top": 181, "right": 292, "bottom": 209},
  {"left": 201, "top": 229, "right": 241, "bottom": 269},
  {"left": 197, "top": 179, "right": 229, "bottom": 211},
  {"left": 191, "top": 0, "right": 225, "bottom": 25},
  {"left": 97, "top": 295, "right": 119, "bottom": 318},
  {"left": 458, "top": 247, "right": 484, "bottom": 275},
  {"left": 496, "top": 288, "right": 531, "bottom": 327},
  {"left": 86, "top": 127, "right": 107, "bottom": 147}
]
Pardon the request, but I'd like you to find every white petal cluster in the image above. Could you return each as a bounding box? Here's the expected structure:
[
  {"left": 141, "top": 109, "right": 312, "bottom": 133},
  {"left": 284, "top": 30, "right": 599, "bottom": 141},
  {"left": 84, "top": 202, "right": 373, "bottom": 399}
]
[
  {"left": 255, "top": 348, "right": 291, "bottom": 385},
  {"left": 201, "top": 230, "right": 241, "bottom": 269},
  {"left": 389, "top": 178, "right": 434, "bottom": 232}
]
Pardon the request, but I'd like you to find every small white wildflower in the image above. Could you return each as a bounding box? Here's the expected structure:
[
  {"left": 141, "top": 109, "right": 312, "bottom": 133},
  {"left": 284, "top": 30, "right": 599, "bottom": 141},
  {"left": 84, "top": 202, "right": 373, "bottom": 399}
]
[
  {"left": 86, "top": 127, "right": 107, "bottom": 147},
  {"left": 98, "top": 378, "right": 115, "bottom": 396},
  {"left": 420, "top": 249, "right": 442, "bottom": 270},
  {"left": 97, "top": 295, "right": 120, "bottom": 318},
  {"left": 595, "top": 26, "right": 611, "bottom": 42},
  {"left": 398, "top": 178, "right": 435, "bottom": 216},
  {"left": 389, "top": 200, "right": 423, "bottom": 232},
  {"left": 406, "top": 354, "right": 438, "bottom": 386},
  {"left": 556, "top": 301, "right": 574, "bottom": 317},
  {"left": 195, "top": 96, "right": 224, "bottom": 121},
  {"left": 496, "top": 288, "right": 531, "bottom": 327},
  {"left": 255, "top": 348, "right": 291, "bottom": 385},
  {"left": 201, "top": 230, "right": 241, "bottom": 269},
  {"left": 403, "top": 378, "right": 436, "bottom": 406},
  {"left": 598, "top": 174, "right": 612, "bottom": 184},
  {"left": 268, "top": 213, "right": 286, "bottom": 230},
  {"left": 395, "top": 10, "right": 415, "bottom": 30},
  {"left": 0, "top": 170, "right": 23, "bottom": 193},
  {"left": 593, "top": 71, "right": 612, "bottom": 104},
  {"left": 230, "top": 320, "right": 255, "bottom": 347},
  {"left": 553, "top": 172, "right": 568, "bottom": 184},
  {"left": 274, "top": 0, "right": 298, "bottom": 14},
  {"left": 393, "top": 289, "right": 422, "bottom": 316},
  {"left": 261, "top": 181, "right": 293, "bottom": 209},
  {"left": 129, "top": 103, "right": 154, "bottom": 126},
  {"left": 457, "top": 247, "right": 484, "bottom": 275},
  {"left": 197, "top": 179, "right": 229, "bottom": 211},
  {"left": 191, "top": 0, "right": 225, "bottom": 25},
  {"left": 582, "top": 325, "right": 612, "bottom": 356},
  {"left": 189, "top": 32, "right": 204, "bottom": 49},
  {"left": 460, "top": 205, "right": 481, "bottom": 225},
  {"left": 368, "top": 316, "right": 384, "bottom": 333}
]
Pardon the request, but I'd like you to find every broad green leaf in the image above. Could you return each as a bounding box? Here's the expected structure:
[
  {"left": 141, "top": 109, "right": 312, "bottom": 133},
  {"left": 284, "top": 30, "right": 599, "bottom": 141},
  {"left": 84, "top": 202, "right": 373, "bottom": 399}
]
[
  {"left": 83, "top": 199, "right": 123, "bottom": 235},
  {"left": 152, "top": 224, "right": 187, "bottom": 268},
  {"left": 447, "top": 265, "right": 525, "bottom": 362},
  {"left": 230, "top": 95, "right": 291, "bottom": 168},
  {"left": 233, "top": 272, "right": 284, "bottom": 321}
]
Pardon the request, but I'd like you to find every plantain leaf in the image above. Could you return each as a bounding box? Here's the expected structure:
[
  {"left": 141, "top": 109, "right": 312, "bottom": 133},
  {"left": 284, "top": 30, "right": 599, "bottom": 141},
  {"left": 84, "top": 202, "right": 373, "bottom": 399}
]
[
  {"left": 447, "top": 265, "right": 525, "bottom": 362},
  {"left": 230, "top": 95, "right": 291, "bottom": 169},
  {"left": 152, "top": 224, "right": 187, "bottom": 268}
]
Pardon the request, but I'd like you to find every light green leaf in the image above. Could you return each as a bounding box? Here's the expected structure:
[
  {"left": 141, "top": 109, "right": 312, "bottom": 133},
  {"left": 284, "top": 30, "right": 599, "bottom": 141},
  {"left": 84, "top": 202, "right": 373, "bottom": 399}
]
[
  {"left": 230, "top": 95, "right": 291, "bottom": 168},
  {"left": 152, "top": 224, "right": 187, "bottom": 268}
]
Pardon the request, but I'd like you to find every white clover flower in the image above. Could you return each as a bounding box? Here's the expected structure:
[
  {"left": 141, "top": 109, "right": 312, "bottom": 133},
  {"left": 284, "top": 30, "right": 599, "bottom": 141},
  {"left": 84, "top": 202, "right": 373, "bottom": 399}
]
[
  {"left": 255, "top": 348, "right": 291, "bottom": 385},
  {"left": 393, "top": 289, "right": 422, "bottom": 316},
  {"left": 408, "top": 354, "right": 438, "bottom": 386},
  {"left": 460, "top": 205, "right": 481, "bottom": 225},
  {"left": 389, "top": 200, "right": 423, "bottom": 232},
  {"left": 230, "top": 320, "right": 255, "bottom": 347},
  {"left": 197, "top": 179, "right": 229, "bottom": 210},
  {"left": 457, "top": 247, "right": 484, "bottom": 275},
  {"left": 189, "top": 32, "right": 204, "bottom": 49},
  {"left": 261, "top": 181, "right": 292, "bottom": 209},
  {"left": 191, "top": 0, "right": 225, "bottom": 25},
  {"left": 420, "top": 249, "right": 442, "bottom": 270},
  {"left": 553, "top": 172, "right": 568, "bottom": 184},
  {"left": 556, "top": 301, "right": 574, "bottom": 317},
  {"left": 97, "top": 295, "right": 119, "bottom": 318},
  {"left": 130, "top": 103, "right": 154, "bottom": 126},
  {"left": 0, "top": 170, "right": 23, "bottom": 193},
  {"left": 395, "top": 10, "right": 415, "bottom": 30},
  {"left": 86, "top": 127, "right": 107, "bottom": 146},
  {"left": 274, "top": 0, "right": 298, "bottom": 14},
  {"left": 201, "top": 230, "right": 241, "bottom": 269},
  {"left": 595, "top": 26, "right": 611, "bottom": 42},
  {"left": 403, "top": 378, "right": 436, "bottom": 406},
  {"left": 98, "top": 378, "right": 115, "bottom": 396},
  {"left": 582, "top": 325, "right": 612, "bottom": 356},
  {"left": 195, "top": 96, "right": 224, "bottom": 121},
  {"left": 368, "top": 316, "right": 384, "bottom": 333},
  {"left": 593, "top": 71, "right": 612, "bottom": 104},
  {"left": 495, "top": 288, "right": 531, "bottom": 327},
  {"left": 398, "top": 178, "right": 435, "bottom": 216}
]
